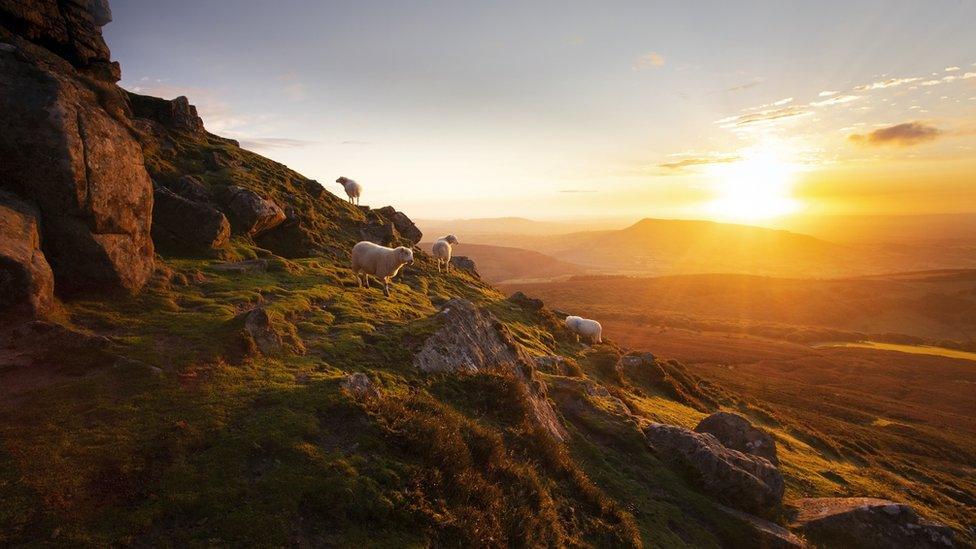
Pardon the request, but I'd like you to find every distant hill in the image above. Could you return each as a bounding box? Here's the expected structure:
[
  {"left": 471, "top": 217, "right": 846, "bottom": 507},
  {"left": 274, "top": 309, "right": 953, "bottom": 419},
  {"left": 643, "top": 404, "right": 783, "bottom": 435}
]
[
  {"left": 419, "top": 242, "right": 586, "bottom": 283},
  {"left": 417, "top": 216, "right": 629, "bottom": 240}
]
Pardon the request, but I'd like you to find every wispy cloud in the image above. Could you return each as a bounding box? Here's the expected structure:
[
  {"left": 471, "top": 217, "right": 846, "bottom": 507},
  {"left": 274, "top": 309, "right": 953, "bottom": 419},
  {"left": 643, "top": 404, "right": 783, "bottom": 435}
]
[
  {"left": 341, "top": 140, "right": 372, "bottom": 145},
  {"left": 726, "top": 78, "right": 763, "bottom": 92},
  {"left": 810, "top": 94, "right": 861, "bottom": 107},
  {"left": 818, "top": 90, "right": 839, "bottom": 97},
  {"left": 659, "top": 154, "right": 741, "bottom": 170},
  {"left": 633, "top": 52, "right": 665, "bottom": 70},
  {"left": 716, "top": 105, "right": 811, "bottom": 127},
  {"left": 945, "top": 66, "right": 960, "bottom": 72},
  {"left": 849, "top": 122, "right": 942, "bottom": 146},
  {"left": 853, "top": 76, "right": 921, "bottom": 91},
  {"left": 239, "top": 137, "right": 317, "bottom": 151}
]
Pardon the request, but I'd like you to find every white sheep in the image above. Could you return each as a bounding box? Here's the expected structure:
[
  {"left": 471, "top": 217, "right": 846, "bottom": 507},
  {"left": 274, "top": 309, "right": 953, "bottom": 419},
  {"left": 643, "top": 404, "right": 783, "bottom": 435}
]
[
  {"left": 565, "top": 315, "right": 603, "bottom": 344},
  {"left": 351, "top": 241, "right": 414, "bottom": 297},
  {"left": 336, "top": 176, "right": 362, "bottom": 205},
  {"left": 431, "top": 234, "right": 459, "bottom": 272}
]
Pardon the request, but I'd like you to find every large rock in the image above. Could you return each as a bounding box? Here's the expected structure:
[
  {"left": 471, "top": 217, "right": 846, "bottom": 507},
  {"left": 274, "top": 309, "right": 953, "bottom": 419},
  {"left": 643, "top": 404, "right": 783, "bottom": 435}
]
[
  {"left": 791, "top": 498, "right": 954, "bottom": 549},
  {"left": 0, "top": 36, "right": 154, "bottom": 294},
  {"left": 642, "top": 422, "right": 785, "bottom": 515},
  {"left": 0, "top": 0, "right": 119, "bottom": 81},
  {"left": 508, "top": 291, "right": 544, "bottom": 311},
  {"left": 126, "top": 92, "right": 204, "bottom": 133},
  {"left": 373, "top": 206, "right": 422, "bottom": 245},
  {"left": 254, "top": 204, "right": 316, "bottom": 258},
  {"left": 716, "top": 505, "right": 805, "bottom": 549},
  {"left": 151, "top": 186, "right": 230, "bottom": 253},
  {"left": 165, "top": 175, "right": 211, "bottom": 203},
  {"left": 449, "top": 256, "right": 478, "bottom": 276},
  {"left": 221, "top": 186, "right": 285, "bottom": 236},
  {"left": 413, "top": 299, "right": 567, "bottom": 440},
  {"left": 0, "top": 192, "right": 55, "bottom": 321},
  {"left": 695, "top": 412, "right": 778, "bottom": 465}
]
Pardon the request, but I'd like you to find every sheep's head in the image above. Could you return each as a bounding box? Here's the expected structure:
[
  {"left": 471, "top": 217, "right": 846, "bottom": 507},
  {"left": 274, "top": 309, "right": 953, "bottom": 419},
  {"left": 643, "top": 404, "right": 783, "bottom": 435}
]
[
  {"left": 564, "top": 315, "right": 579, "bottom": 328},
  {"left": 444, "top": 234, "right": 459, "bottom": 245},
  {"left": 396, "top": 246, "right": 414, "bottom": 265},
  {"left": 336, "top": 176, "right": 348, "bottom": 184}
]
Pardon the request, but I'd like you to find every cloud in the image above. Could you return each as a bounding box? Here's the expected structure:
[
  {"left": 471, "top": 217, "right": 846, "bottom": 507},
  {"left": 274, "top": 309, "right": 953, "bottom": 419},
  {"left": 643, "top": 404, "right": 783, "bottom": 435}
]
[
  {"left": 715, "top": 105, "right": 811, "bottom": 127},
  {"left": 238, "top": 137, "right": 317, "bottom": 151},
  {"left": 810, "top": 94, "right": 861, "bottom": 107},
  {"left": 818, "top": 90, "right": 839, "bottom": 97},
  {"left": 726, "top": 78, "right": 763, "bottom": 92},
  {"left": 633, "top": 52, "right": 665, "bottom": 70},
  {"left": 945, "top": 66, "right": 960, "bottom": 72},
  {"left": 659, "top": 154, "right": 740, "bottom": 170},
  {"left": 849, "top": 122, "right": 942, "bottom": 146},
  {"left": 341, "top": 140, "right": 372, "bottom": 145},
  {"left": 853, "top": 76, "right": 921, "bottom": 91}
]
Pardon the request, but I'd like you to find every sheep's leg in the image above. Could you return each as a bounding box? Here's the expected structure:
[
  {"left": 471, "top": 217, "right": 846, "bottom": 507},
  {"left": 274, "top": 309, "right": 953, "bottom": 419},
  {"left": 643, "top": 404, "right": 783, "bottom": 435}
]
[
  {"left": 355, "top": 271, "right": 362, "bottom": 287},
  {"left": 383, "top": 277, "right": 391, "bottom": 297},
  {"left": 363, "top": 275, "right": 370, "bottom": 288}
]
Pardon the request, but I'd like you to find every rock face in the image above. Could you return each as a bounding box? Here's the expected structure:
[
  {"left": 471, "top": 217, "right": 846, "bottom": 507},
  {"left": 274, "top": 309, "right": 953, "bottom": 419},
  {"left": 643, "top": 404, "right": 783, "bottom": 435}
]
[
  {"left": 373, "top": 206, "right": 422, "bottom": 245},
  {"left": 126, "top": 92, "right": 204, "bottom": 133},
  {"left": 695, "top": 412, "right": 779, "bottom": 465},
  {"left": 716, "top": 504, "right": 806, "bottom": 549},
  {"left": 508, "top": 291, "right": 545, "bottom": 311},
  {"left": 0, "top": 0, "right": 119, "bottom": 81},
  {"left": 222, "top": 186, "right": 286, "bottom": 236},
  {"left": 151, "top": 186, "right": 230, "bottom": 252},
  {"left": 1, "top": 2, "right": 155, "bottom": 294},
  {"left": 449, "top": 256, "right": 478, "bottom": 275},
  {"left": 413, "top": 299, "right": 567, "bottom": 440},
  {"left": 0, "top": 192, "right": 55, "bottom": 321},
  {"left": 165, "top": 175, "right": 211, "bottom": 203},
  {"left": 791, "top": 498, "right": 954, "bottom": 549},
  {"left": 642, "top": 422, "right": 785, "bottom": 515}
]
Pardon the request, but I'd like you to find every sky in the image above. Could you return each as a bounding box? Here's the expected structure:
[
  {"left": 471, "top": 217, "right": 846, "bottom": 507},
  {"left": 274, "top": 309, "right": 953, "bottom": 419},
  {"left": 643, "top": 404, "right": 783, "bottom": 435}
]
[{"left": 104, "top": 1, "right": 976, "bottom": 224}]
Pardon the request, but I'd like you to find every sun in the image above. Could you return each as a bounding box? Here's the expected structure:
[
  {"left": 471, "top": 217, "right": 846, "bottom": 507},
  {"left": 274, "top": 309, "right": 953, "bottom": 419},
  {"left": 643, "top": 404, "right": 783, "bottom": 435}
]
[{"left": 703, "top": 147, "right": 802, "bottom": 222}]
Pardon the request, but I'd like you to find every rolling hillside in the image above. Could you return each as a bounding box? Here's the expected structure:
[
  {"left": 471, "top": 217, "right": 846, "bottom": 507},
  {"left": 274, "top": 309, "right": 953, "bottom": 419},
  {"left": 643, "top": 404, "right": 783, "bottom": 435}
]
[{"left": 419, "top": 241, "right": 586, "bottom": 283}]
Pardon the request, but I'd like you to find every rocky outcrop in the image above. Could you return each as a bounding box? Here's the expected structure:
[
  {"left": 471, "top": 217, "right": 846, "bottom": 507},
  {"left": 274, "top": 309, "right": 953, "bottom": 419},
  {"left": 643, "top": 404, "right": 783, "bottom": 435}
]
[
  {"left": 242, "top": 308, "right": 283, "bottom": 356},
  {"left": 373, "top": 206, "right": 422, "bottom": 245},
  {"left": 0, "top": 0, "right": 119, "bottom": 81},
  {"left": 449, "top": 256, "right": 478, "bottom": 275},
  {"left": 151, "top": 186, "right": 230, "bottom": 252},
  {"left": 717, "top": 505, "right": 806, "bottom": 549},
  {"left": 414, "top": 299, "right": 567, "bottom": 440},
  {"left": 221, "top": 186, "right": 286, "bottom": 236},
  {"left": 254, "top": 204, "right": 316, "bottom": 258},
  {"left": 790, "top": 498, "right": 954, "bottom": 549},
  {"left": 642, "top": 422, "right": 785, "bottom": 515},
  {"left": 340, "top": 372, "right": 380, "bottom": 399},
  {"left": 0, "top": 19, "right": 155, "bottom": 295},
  {"left": 0, "top": 192, "right": 55, "bottom": 321},
  {"left": 165, "top": 175, "right": 211, "bottom": 203},
  {"left": 695, "top": 412, "right": 778, "bottom": 465},
  {"left": 126, "top": 92, "right": 204, "bottom": 133},
  {"left": 508, "top": 291, "right": 544, "bottom": 311}
]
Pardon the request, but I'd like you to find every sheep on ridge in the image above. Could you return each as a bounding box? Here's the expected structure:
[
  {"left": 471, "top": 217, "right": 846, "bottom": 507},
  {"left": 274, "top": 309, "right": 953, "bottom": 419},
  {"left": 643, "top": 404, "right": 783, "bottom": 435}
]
[
  {"left": 565, "top": 315, "right": 602, "bottom": 344},
  {"left": 351, "top": 241, "right": 414, "bottom": 297},
  {"left": 336, "top": 176, "right": 362, "bottom": 205},
  {"left": 431, "top": 234, "right": 459, "bottom": 272}
]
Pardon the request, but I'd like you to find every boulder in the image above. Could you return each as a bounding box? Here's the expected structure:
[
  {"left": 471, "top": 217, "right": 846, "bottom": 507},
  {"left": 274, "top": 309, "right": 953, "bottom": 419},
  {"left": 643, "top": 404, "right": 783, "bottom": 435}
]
[
  {"left": 373, "top": 206, "right": 422, "bottom": 245},
  {"left": 165, "top": 175, "right": 211, "bottom": 203},
  {"left": 0, "top": 0, "right": 118, "bottom": 80},
  {"left": 221, "top": 186, "right": 285, "bottom": 236},
  {"left": 126, "top": 92, "right": 204, "bottom": 133},
  {"left": 695, "top": 412, "right": 778, "bottom": 465},
  {"left": 151, "top": 186, "right": 230, "bottom": 252},
  {"left": 508, "top": 291, "right": 545, "bottom": 311},
  {"left": 791, "top": 498, "right": 954, "bottom": 549},
  {"left": 340, "top": 372, "right": 380, "bottom": 399},
  {"left": 642, "top": 422, "right": 785, "bottom": 515},
  {"left": 0, "top": 30, "right": 155, "bottom": 294},
  {"left": 716, "top": 505, "right": 806, "bottom": 549},
  {"left": 450, "top": 256, "right": 478, "bottom": 276},
  {"left": 241, "top": 308, "right": 283, "bottom": 356},
  {"left": 254, "top": 204, "right": 316, "bottom": 258},
  {"left": 0, "top": 192, "right": 55, "bottom": 321},
  {"left": 360, "top": 219, "right": 399, "bottom": 246},
  {"left": 413, "top": 299, "right": 567, "bottom": 440}
]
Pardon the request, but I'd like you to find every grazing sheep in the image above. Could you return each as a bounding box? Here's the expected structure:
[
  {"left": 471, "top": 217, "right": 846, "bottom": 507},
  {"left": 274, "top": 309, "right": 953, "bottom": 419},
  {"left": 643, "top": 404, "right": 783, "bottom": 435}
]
[
  {"left": 565, "top": 315, "right": 603, "bottom": 344},
  {"left": 351, "top": 241, "right": 414, "bottom": 297},
  {"left": 335, "top": 176, "right": 362, "bottom": 205},
  {"left": 431, "top": 234, "right": 459, "bottom": 272}
]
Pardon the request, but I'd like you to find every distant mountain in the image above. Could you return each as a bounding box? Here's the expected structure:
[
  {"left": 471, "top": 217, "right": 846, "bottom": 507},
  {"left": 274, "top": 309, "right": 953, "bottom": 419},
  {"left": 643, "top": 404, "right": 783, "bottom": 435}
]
[
  {"left": 417, "top": 216, "right": 629, "bottom": 239},
  {"left": 418, "top": 242, "right": 586, "bottom": 283},
  {"left": 513, "top": 218, "right": 848, "bottom": 277}
]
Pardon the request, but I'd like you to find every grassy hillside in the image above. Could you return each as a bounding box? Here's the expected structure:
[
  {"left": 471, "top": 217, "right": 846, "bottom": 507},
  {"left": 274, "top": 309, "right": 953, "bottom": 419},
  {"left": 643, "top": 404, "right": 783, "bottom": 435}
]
[{"left": 1, "top": 109, "right": 787, "bottom": 547}]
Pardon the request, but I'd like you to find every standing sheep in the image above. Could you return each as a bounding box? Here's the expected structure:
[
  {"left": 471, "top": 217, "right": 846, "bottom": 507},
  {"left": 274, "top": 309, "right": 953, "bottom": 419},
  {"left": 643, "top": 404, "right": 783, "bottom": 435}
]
[
  {"left": 565, "top": 315, "right": 603, "bottom": 344},
  {"left": 351, "top": 241, "right": 414, "bottom": 297},
  {"left": 431, "top": 234, "right": 459, "bottom": 272},
  {"left": 336, "top": 176, "right": 362, "bottom": 205}
]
